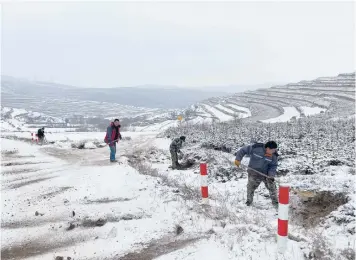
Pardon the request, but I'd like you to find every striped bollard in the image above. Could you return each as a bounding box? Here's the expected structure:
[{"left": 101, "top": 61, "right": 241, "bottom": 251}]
[
  {"left": 31, "top": 133, "right": 37, "bottom": 143},
  {"left": 277, "top": 183, "right": 290, "bottom": 252},
  {"left": 200, "top": 162, "right": 208, "bottom": 204}
]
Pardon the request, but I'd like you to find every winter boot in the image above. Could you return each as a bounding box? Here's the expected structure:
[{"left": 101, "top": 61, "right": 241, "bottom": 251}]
[
  {"left": 176, "top": 163, "right": 184, "bottom": 169},
  {"left": 245, "top": 201, "right": 252, "bottom": 206}
]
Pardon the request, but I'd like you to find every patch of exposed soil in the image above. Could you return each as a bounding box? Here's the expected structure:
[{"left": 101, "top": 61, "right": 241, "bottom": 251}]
[
  {"left": 39, "top": 186, "right": 73, "bottom": 199},
  {"left": 1, "top": 161, "right": 50, "bottom": 167},
  {"left": 1, "top": 149, "right": 19, "bottom": 156},
  {"left": 291, "top": 191, "right": 349, "bottom": 227},
  {"left": 65, "top": 214, "right": 148, "bottom": 231},
  {"left": 117, "top": 236, "right": 206, "bottom": 260},
  {"left": 1, "top": 216, "right": 67, "bottom": 229},
  {"left": 85, "top": 197, "right": 132, "bottom": 204},
  {"left": 41, "top": 147, "right": 82, "bottom": 162},
  {"left": 1, "top": 168, "right": 42, "bottom": 175},
  {"left": 8, "top": 177, "right": 55, "bottom": 189},
  {"left": 0, "top": 234, "right": 91, "bottom": 260}
]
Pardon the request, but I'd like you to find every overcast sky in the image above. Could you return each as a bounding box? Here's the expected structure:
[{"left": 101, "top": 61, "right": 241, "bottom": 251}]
[{"left": 1, "top": 2, "right": 354, "bottom": 88}]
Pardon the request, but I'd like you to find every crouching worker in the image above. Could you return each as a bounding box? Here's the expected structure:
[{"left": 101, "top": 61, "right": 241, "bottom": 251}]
[
  {"left": 37, "top": 127, "right": 45, "bottom": 143},
  {"left": 235, "top": 141, "right": 278, "bottom": 207},
  {"left": 104, "top": 119, "right": 122, "bottom": 162},
  {"left": 169, "top": 136, "right": 186, "bottom": 169}
]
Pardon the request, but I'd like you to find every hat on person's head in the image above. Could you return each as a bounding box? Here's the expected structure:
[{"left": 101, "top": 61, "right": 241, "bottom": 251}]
[
  {"left": 265, "top": 141, "right": 277, "bottom": 149},
  {"left": 180, "top": 136, "right": 186, "bottom": 142},
  {"left": 114, "top": 119, "right": 120, "bottom": 122}
]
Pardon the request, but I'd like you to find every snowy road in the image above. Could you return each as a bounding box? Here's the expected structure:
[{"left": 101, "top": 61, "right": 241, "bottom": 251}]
[{"left": 1, "top": 136, "right": 204, "bottom": 259}]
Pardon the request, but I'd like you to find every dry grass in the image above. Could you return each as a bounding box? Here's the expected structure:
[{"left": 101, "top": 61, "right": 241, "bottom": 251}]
[
  {"left": 307, "top": 232, "right": 335, "bottom": 260},
  {"left": 340, "top": 247, "right": 355, "bottom": 260},
  {"left": 1, "top": 149, "right": 19, "bottom": 155},
  {"left": 126, "top": 148, "right": 275, "bottom": 235}
]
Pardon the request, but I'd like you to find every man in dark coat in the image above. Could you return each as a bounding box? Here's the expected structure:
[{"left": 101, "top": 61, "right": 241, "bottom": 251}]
[
  {"left": 169, "top": 136, "right": 186, "bottom": 169},
  {"left": 37, "top": 127, "right": 45, "bottom": 143},
  {"left": 235, "top": 141, "right": 278, "bottom": 207}
]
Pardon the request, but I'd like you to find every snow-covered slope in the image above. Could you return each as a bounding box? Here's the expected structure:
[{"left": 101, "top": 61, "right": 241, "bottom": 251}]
[
  {"left": 180, "top": 72, "right": 355, "bottom": 124},
  {"left": 162, "top": 112, "right": 355, "bottom": 260},
  {"left": 2, "top": 72, "right": 355, "bottom": 131},
  {"left": 1, "top": 107, "right": 64, "bottom": 132}
]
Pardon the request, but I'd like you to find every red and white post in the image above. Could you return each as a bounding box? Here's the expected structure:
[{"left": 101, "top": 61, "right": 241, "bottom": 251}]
[
  {"left": 200, "top": 162, "right": 208, "bottom": 204},
  {"left": 277, "top": 183, "right": 290, "bottom": 252},
  {"left": 31, "top": 133, "right": 38, "bottom": 143}
]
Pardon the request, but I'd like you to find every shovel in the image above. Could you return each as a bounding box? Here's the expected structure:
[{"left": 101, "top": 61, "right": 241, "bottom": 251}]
[{"left": 240, "top": 165, "right": 316, "bottom": 198}]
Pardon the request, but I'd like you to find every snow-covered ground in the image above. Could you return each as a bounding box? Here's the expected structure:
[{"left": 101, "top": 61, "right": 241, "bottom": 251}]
[
  {"left": 261, "top": 107, "right": 300, "bottom": 123},
  {"left": 1, "top": 112, "right": 355, "bottom": 259},
  {"left": 185, "top": 116, "right": 213, "bottom": 125},
  {"left": 225, "top": 104, "right": 252, "bottom": 118},
  {"left": 133, "top": 120, "right": 178, "bottom": 132},
  {"left": 1, "top": 131, "right": 157, "bottom": 148},
  {"left": 0, "top": 131, "right": 311, "bottom": 260},
  {"left": 1, "top": 135, "right": 213, "bottom": 260},
  {"left": 202, "top": 105, "right": 233, "bottom": 122},
  {"left": 215, "top": 104, "right": 235, "bottom": 114},
  {"left": 299, "top": 106, "right": 326, "bottom": 116}
]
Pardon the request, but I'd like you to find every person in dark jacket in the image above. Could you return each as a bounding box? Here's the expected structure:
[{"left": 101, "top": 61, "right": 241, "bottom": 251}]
[
  {"left": 169, "top": 136, "right": 186, "bottom": 169},
  {"left": 235, "top": 141, "right": 278, "bottom": 207},
  {"left": 104, "top": 119, "right": 122, "bottom": 162},
  {"left": 37, "top": 127, "right": 45, "bottom": 143}
]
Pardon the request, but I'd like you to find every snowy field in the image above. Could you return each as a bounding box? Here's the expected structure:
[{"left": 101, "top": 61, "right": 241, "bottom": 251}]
[
  {"left": 261, "top": 107, "right": 300, "bottom": 123},
  {"left": 299, "top": 106, "right": 326, "bottom": 116},
  {"left": 1, "top": 131, "right": 157, "bottom": 143},
  {"left": 1, "top": 126, "right": 354, "bottom": 259},
  {"left": 133, "top": 120, "right": 178, "bottom": 132},
  {"left": 202, "top": 105, "right": 233, "bottom": 122},
  {"left": 225, "top": 104, "right": 252, "bottom": 118}
]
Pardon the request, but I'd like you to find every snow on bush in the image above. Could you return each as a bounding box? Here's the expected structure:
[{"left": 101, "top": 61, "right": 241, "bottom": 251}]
[
  {"left": 161, "top": 114, "right": 355, "bottom": 258},
  {"left": 163, "top": 115, "right": 355, "bottom": 180}
]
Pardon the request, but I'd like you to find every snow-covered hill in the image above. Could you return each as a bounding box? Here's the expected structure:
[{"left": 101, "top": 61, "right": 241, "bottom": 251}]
[
  {"left": 1, "top": 107, "right": 65, "bottom": 132},
  {"left": 1, "top": 72, "right": 355, "bottom": 132},
  {"left": 180, "top": 73, "right": 355, "bottom": 124}
]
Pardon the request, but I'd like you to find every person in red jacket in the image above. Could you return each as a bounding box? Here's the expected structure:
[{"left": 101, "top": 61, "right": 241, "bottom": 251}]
[{"left": 104, "top": 119, "right": 122, "bottom": 162}]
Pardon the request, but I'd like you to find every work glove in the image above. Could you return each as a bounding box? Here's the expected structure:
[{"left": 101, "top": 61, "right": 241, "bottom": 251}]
[
  {"left": 269, "top": 177, "right": 275, "bottom": 182},
  {"left": 234, "top": 160, "right": 241, "bottom": 167}
]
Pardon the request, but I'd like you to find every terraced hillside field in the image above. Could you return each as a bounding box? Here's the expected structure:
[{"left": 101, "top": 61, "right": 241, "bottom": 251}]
[
  {"left": 183, "top": 73, "right": 355, "bottom": 125},
  {"left": 1, "top": 73, "right": 355, "bottom": 132}
]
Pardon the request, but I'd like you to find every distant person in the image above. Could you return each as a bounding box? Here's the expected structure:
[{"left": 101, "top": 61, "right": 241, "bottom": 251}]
[
  {"left": 37, "top": 127, "right": 45, "bottom": 143},
  {"left": 235, "top": 141, "right": 279, "bottom": 208},
  {"left": 104, "top": 119, "right": 122, "bottom": 162},
  {"left": 169, "top": 136, "right": 186, "bottom": 169}
]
